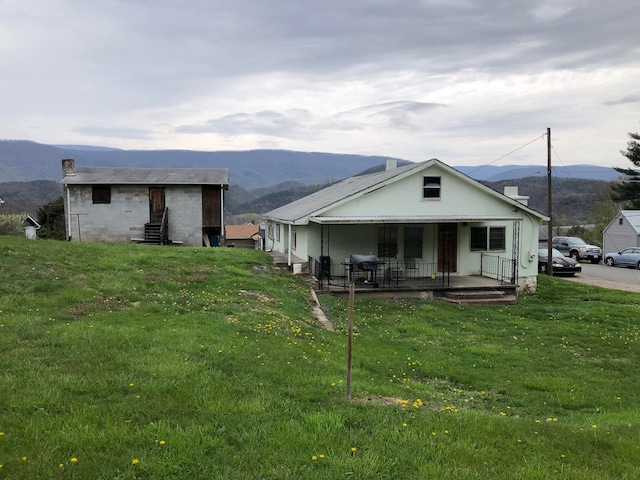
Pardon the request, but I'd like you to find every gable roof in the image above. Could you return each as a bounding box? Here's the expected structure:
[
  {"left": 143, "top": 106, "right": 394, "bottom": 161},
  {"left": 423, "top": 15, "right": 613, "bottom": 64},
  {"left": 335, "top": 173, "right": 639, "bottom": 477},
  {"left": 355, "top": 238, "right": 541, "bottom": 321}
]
[
  {"left": 61, "top": 167, "right": 228, "bottom": 186},
  {"left": 263, "top": 159, "right": 548, "bottom": 225},
  {"left": 605, "top": 210, "right": 640, "bottom": 234},
  {"left": 226, "top": 224, "right": 261, "bottom": 240}
]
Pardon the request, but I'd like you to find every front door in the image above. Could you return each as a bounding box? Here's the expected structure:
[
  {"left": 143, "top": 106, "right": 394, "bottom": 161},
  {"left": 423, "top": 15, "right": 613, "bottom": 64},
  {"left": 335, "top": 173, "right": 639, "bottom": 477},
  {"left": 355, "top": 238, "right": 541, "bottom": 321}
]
[
  {"left": 149, "top": 188, "right": 165, "bottom": 223},
  {"left": 437, "top": 223, "right": 457, "bottom": 272}
]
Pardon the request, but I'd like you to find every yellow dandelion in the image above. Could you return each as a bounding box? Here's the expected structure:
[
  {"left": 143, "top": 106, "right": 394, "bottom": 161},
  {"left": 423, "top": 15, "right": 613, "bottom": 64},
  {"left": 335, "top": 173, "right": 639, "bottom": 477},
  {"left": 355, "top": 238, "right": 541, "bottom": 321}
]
[
  {"left": 311, "top": 455, "right": 317, "bottom": 461},
  {"left": 351, "top": 447, "right": 357, "bottom": 452},
  {"left": 70, "top": 457, "right": 78, "bottom": 463},
  {"left": 159, "top": 440, "right": 166, "bottom": 445},
  {"left": 132, "top": 459, "right": 139, "bottom": 465},
  {"left": 59, "top": 464, "right": 64, "bottom": 468},
  {"left": 21, "top": 456, "right": 27, "bottom": 461},
  {"left": 592, "top": 424, "right": 597, "bottom": 429},
  {"left": 319, "top": 454, "right": 325, "bottom": 459},
  {"left": 402, "top": 423, "right": 408, "bottom": 427}
]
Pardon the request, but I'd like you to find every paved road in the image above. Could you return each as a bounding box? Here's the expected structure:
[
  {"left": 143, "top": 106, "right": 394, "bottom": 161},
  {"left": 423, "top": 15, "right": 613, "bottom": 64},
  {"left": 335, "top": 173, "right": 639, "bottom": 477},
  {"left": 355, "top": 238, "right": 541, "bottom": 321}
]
[{"left": 562, "top": 262, "right": 640, "bottom": 293}]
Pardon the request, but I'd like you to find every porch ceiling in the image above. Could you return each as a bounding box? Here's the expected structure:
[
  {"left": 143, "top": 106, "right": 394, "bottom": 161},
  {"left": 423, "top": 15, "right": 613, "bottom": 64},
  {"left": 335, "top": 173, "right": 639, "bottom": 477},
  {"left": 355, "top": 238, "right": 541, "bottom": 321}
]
[{"left": 309, "top": 215, "right": 523, "bottom": 224}]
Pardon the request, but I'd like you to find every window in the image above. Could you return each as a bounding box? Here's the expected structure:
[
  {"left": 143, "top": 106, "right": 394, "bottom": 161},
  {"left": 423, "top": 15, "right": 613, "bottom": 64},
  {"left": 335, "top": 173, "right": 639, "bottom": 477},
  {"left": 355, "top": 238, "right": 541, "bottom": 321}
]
[
  {"left": 619, "top": 218, "right": 624, "bottom": 225},
  {"left": 470, "top": 227, "right": 487, "bottom": 251},
  {"left": 268, "top": 224, "right": 274, "bottom": 240},
  {"left": 470, "top": 226, "right": 506, "bottom": 251},
  {"left": 378, "top": 226, "right": 398, "bottom": 258},
  {"left": 276, "top": 224, "right": 281, "bottom": 242},
  {"left": 404, "top": 227, "right": 423, "bottom": 258},
  {"left": 422, "top": 176, "right": 441, "bottom": 199},
  {"left": 92, "top": 185, "right": 111, "bottom": 204},
  {"left": 292, "top": 230, "right": 297, "bottom": 250}
]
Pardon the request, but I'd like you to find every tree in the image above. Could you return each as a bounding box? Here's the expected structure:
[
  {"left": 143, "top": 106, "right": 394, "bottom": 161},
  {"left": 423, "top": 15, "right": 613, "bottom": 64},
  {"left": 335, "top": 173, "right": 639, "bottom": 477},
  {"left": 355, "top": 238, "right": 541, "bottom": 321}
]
[
  {"left": 36, "top": 196, "right": 66, "bottom": 240},
  {"left": 611, "top": 130, "right": 640, "bottom": 208}
]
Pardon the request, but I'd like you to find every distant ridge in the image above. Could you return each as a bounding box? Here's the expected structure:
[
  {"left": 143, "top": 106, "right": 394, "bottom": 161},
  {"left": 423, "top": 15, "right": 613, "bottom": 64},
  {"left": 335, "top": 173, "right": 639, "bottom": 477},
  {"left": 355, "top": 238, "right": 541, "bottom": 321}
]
[
  {"left": 455, "top": 164, "right": 621, "bottom": 182},
  {"left": 54, "top": 145, "right": 123, "bottom": 152},
  {"left": 0, "top": 139, "right": 622, "bottom": 187}
]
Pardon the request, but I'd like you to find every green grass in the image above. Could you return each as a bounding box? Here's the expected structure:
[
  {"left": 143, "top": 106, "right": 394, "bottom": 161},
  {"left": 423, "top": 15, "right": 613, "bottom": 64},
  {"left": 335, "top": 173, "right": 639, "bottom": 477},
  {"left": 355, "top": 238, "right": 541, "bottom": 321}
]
[{"left": 1, "top": 236, "right": 639, "bottom": 479}]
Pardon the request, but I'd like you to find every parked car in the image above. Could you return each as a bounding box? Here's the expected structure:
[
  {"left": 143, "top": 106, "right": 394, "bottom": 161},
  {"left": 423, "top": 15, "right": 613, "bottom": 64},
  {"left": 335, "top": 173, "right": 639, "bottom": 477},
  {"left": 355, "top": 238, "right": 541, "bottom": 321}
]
[
  {"left": 604, "top": 248, "right": 640, "bottom": 269},
  {"left": 538, "top": 248, "right": 582, "bottom": 275},
  {"left": 551, "top": 236, "right": 602, "bottom": 263}
]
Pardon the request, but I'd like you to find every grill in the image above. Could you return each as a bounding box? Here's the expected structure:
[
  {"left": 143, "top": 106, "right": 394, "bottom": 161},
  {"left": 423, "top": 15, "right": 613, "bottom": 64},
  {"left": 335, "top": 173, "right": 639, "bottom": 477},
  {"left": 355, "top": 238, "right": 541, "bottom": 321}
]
[{"left": 349, "top": 254, "right": 382, "bottom": 287}]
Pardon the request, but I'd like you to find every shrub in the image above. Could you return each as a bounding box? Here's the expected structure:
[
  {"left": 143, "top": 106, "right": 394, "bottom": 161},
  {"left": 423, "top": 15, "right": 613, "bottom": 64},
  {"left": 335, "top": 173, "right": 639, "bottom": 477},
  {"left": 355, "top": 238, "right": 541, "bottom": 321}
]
[{"left": 0, "top": 213, "right": 24, "bottom": 236}]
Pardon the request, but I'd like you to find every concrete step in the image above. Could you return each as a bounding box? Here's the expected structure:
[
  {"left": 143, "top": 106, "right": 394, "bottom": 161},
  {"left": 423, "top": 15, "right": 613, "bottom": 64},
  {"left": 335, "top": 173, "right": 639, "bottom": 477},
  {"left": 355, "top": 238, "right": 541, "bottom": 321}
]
[{"left": 441, "top": 289, "right": 517, "bottom": 306}]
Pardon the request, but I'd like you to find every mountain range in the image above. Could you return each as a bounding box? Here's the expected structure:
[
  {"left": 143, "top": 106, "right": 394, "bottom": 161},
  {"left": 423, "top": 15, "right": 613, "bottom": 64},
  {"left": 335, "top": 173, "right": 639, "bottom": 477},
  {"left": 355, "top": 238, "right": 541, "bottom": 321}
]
[{"left": 0, "top": 140, "right": 622, "bottom": 188}]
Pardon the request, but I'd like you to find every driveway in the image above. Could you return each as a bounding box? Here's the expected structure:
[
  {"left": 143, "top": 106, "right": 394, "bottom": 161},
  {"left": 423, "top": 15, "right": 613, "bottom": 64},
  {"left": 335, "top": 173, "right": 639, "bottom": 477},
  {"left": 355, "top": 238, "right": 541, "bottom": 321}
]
[{"left": 561, "top": 263, "right": 640, "bottom": 293}]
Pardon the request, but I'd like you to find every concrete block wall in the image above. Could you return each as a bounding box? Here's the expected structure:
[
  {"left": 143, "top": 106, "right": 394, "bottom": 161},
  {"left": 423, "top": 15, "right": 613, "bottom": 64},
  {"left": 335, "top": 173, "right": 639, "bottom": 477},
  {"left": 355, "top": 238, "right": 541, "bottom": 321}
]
[{"left": 65, "top": 185, "right": 207, "bottom": 246}]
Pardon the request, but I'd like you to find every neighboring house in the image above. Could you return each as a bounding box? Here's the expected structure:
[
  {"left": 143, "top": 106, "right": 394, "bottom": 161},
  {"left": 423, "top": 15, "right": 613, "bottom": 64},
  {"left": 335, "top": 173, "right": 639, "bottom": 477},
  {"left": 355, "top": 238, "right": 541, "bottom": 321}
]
[
  {"left": 225, "top": 223, "right": 263, "bottom": 249},
  {"left": 603, "top": 210, "right": 640, "bottom": 254},
  {"left": 0, "top": 196, "right": 4, "bottom": 205},
  {"left": 263, "top": 159, "right": 548, "bottom": 291},
  {"left": 60, "top": 159, "right": 228, "bottom": 246}
]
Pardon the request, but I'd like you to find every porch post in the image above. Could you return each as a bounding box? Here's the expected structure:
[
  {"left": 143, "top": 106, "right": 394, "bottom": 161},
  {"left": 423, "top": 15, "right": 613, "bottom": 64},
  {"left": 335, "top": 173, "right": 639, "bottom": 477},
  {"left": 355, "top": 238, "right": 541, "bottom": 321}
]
[{"left": 287, "top": 224, "right": 292, "bottom": 266}]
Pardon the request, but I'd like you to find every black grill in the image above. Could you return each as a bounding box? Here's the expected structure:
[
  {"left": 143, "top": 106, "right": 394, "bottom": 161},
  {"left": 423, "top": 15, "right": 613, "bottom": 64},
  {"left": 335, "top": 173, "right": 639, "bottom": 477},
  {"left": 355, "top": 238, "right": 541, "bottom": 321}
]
[{"left": 349, "top": 254, "right": 382, "bottom": 287}]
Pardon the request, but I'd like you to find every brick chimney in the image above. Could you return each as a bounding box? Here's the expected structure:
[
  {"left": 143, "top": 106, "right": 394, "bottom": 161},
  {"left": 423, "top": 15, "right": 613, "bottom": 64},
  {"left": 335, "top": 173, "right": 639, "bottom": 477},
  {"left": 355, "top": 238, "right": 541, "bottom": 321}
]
[{"left": 62, "top": 158, "right": 76, "bottom": 176}]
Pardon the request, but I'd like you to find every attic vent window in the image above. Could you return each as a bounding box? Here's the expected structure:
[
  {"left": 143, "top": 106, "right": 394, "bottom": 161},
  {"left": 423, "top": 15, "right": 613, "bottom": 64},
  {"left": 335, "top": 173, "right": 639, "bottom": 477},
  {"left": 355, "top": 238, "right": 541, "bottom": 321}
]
[
  {"left": 619, "top": 218, "right": 624, "bottom": 225},
  {"left": 92, "top": 186, "right": 111, "bottom": 204},
  {"left": 422, "top": 176, "right": 441, "bottom": 199}
]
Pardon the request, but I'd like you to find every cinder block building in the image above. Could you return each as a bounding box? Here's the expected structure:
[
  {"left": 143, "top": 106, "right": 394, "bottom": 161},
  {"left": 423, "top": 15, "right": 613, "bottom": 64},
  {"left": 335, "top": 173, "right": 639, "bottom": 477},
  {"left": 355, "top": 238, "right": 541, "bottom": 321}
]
[{"left": 61, "top": 159, "right": 228, "bottom": 246}]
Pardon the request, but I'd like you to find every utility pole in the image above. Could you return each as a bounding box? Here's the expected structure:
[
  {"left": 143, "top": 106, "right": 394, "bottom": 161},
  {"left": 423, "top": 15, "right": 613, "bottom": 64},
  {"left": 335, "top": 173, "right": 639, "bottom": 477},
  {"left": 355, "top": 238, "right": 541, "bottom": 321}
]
[{"left": 547, "top": 128, "right": 553, "bottom": 276}]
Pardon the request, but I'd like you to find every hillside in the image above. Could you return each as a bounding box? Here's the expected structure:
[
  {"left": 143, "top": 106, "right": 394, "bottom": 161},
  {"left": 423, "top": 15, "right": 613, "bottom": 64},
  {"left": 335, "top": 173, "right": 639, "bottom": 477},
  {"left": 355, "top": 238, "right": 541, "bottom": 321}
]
[{"left": 1, "top": 237, "right": 639, "bottom": 478}]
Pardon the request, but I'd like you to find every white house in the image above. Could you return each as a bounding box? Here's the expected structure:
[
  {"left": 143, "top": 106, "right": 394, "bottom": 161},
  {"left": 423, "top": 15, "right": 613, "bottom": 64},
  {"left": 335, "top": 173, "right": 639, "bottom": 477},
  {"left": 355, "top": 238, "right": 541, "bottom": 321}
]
[
  {"left": 263, "top": 159, "right": 548, "bottom": 292},
  {"left": 603, "top": 210, "right": 640, "bottom": 254},
  {"left": 61, "top": 159, "right": 228, "bottom": 246}
]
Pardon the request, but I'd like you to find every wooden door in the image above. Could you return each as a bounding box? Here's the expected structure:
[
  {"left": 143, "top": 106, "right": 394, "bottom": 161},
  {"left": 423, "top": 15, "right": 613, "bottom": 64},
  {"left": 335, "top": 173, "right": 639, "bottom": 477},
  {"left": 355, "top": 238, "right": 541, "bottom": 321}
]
[
  {"left": 202, "top": 185, "right": 222, "bottom": 228},
  {"left": 437, "top": 223, "right": 457, "bottom": 272},
  {"left": 149, "top": 188, "right": 165, "bottom": 223}
]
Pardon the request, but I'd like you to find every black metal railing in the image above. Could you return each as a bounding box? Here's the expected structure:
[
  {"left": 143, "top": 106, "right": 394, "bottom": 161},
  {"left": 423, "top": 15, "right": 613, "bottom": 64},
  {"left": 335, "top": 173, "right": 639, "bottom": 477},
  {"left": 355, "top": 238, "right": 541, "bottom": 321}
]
[
  {"left": 480, "top": 253, "right": 516, "bottom": 284},
  {"left": 314, "top": 257, "right": 450, "bottom": 290}
]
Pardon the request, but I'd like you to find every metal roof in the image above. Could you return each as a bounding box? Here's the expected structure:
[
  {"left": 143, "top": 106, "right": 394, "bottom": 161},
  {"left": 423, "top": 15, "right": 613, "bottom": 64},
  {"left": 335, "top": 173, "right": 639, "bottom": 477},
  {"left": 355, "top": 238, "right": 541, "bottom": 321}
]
[
  {"left": 310, "top": 215, "right": 524, "bottom": 224},
  {"left": 263, "top": 161, "right": 429, "bottom": 223},
  {"left": 61, "top": 167, "right": 228, "bottom": 186},
  {"left": 263, "top": 159, "right": 548, "bottom": 224}
]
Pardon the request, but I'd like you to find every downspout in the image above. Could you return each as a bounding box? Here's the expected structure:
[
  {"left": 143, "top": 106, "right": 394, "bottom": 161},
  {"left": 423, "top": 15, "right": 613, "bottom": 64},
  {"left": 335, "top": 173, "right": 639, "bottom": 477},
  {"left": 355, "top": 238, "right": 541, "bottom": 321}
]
[
  {"left": 287, "top": 224, "right": 292, "bottom": 266},
  {"left": 66, "top": 186, "right": 72, "bottom": 241}
]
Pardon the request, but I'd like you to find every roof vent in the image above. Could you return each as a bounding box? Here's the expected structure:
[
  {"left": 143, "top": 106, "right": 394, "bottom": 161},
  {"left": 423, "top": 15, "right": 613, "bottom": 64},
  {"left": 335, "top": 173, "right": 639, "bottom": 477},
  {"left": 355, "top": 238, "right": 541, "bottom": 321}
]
[{"left": 385, "top": 159, "right": 397, "bottom": 171}]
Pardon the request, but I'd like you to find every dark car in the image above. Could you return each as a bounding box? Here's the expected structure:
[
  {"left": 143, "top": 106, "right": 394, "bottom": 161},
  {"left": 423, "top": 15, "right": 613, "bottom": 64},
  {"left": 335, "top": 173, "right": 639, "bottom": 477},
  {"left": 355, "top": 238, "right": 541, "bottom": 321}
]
[
  {"left": 538, "top": 248, "right": 582, "bottom": 275},
  {"left": 604, "top": 248, "right": 640, "bottom": 269}
]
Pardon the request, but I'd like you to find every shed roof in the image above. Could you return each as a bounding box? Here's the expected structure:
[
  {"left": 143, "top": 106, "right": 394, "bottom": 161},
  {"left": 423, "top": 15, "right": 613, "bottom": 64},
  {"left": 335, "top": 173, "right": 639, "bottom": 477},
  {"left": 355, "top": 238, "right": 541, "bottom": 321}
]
[
  {"left": 226, "top": 224, "right": 261, "bottom": 239},
  {"left": 61, "top": 167, "right": 228, "bottom": 186}
]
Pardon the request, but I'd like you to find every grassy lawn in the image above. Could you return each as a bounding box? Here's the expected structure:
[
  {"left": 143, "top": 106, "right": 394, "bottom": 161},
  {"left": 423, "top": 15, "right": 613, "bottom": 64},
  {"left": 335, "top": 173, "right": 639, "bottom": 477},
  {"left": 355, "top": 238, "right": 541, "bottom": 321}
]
[{"left": 1, "top": 236, "right": 639, "bottom": 479}]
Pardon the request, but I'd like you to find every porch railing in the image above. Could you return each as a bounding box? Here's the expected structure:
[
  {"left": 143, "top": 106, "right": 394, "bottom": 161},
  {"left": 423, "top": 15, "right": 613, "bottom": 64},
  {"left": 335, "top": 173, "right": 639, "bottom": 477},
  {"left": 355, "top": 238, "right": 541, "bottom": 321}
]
[
  {"left": 313, "top": 258, "right": 450, "bottom": 290},
  {"left": 480, "top": 253, "right": 517, "bottom": 285}
]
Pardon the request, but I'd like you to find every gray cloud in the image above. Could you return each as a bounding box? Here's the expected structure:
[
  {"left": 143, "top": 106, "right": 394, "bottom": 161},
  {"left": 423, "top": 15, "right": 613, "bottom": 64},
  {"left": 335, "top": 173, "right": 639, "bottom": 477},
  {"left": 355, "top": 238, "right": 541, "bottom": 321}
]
[{"left": 0, "top": 0, "right": 638, "bottom": 167}]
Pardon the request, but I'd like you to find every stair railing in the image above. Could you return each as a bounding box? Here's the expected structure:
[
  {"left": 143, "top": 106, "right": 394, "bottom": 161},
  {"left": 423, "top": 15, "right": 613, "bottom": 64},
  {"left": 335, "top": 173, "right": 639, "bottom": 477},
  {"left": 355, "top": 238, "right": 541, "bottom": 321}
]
[{"left": 160, "top": 207, "right": 169, "bottom": 245}]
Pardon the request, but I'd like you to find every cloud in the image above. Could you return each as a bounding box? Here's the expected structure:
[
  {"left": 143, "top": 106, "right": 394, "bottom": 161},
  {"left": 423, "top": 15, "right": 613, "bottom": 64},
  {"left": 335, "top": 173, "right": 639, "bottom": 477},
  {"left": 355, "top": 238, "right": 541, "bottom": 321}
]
[
  {"left": 605, "top": 94, "right": 640, "bottom": 106},
  {"left": 0, "top": 0, "right": 638, "bottom": 168}
]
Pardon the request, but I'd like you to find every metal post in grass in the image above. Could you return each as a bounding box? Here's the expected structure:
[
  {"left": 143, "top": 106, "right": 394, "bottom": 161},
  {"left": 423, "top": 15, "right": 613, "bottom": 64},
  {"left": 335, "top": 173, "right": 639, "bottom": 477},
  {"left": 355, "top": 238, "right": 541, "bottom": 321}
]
[{"left": 346, "top": 281, "right": 355, "bottom": 401}]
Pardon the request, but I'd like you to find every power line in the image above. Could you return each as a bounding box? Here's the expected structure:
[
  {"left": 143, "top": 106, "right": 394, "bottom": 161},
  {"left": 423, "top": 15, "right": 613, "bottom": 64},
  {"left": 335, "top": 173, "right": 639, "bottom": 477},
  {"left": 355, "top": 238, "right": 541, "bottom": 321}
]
[{"left": 468, "top": 132, "right": 548, "bottom": 176}]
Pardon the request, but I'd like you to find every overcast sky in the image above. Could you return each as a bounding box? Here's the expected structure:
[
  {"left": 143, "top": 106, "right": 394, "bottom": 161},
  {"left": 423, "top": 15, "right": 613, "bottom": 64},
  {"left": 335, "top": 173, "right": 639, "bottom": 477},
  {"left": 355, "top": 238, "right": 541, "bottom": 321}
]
[{"left": 1, "top": 0, "right": 638, "bottom": 170}]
